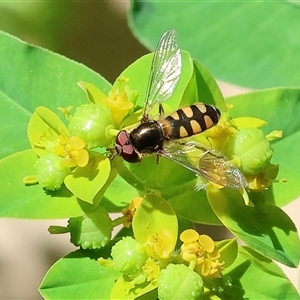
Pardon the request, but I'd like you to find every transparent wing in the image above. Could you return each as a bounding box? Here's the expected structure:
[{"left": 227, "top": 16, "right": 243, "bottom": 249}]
[
  {"left": 143, "top": 29, "right": 182, "bottom": 118},
  {"left": 160, "top": 141, "right": 248, "bottom": 189}
]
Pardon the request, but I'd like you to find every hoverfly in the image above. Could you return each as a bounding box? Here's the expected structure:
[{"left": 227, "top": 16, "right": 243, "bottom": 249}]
[{"left": 114, "top": 29, "right": 247, "bottom": 190}]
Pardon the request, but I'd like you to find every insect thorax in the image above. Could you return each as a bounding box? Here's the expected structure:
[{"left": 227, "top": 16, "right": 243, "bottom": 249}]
[{"left": 129, "top": 120, "right": 164, "bottom": 153}]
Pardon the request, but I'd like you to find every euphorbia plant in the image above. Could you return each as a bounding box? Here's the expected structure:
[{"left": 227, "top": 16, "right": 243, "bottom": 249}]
[{"left": 0, "top": 30, "right": 299, "bottom": 300}]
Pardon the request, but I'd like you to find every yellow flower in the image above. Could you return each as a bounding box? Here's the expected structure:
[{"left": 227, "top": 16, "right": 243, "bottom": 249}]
[
  {"left": 206, "top": 109, "right": 237, "bottom": 152},
  {"left": 180, "top": 229, "right": 206, "bottom": 265},
  {"left": 121, "top": 197, "right": 143, "bottom": 227},
  {"left": 180, "top": 229, "right": 224, "bottom": 278},
  {"left": 146, "top": 228, "right": 174, "bottom": 259},
  {"left": 102, "top": 76, "right": 137, "bottom": 126},
  {"left": 245, "top": 163, "right": 283, "bottom": 191},
  {"left": 142, "top": 258, "right": 160, "bottom": 282},
  {"left": 51, "top": 135, "right": 89, "bottom": 168}
]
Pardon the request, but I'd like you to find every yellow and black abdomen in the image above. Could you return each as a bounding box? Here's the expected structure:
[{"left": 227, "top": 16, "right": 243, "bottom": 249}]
[{"left": 160, "top": 103, "right": 220, "bottom": 140}]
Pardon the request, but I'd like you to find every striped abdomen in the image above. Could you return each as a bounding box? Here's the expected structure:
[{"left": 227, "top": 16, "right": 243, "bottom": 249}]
[{"left": 159, "top": 103, "right": 220, "bottom": 140}]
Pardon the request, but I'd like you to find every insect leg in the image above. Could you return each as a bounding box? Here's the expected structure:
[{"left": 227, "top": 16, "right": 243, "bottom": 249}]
[
  {"left": 159, "top": 103, "right": 165, "bottom": 119},
  {"left": 156, "top": 153, "right": 161, "bottom": 164}
]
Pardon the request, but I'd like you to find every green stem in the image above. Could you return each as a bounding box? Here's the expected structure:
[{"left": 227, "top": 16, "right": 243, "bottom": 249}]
[
  {"left": 188, "top": 259, "right": 196, "bottom": 271},
  {"left": 106, "top": 126, "right": 120, "bottom": 138},
  {"left": 112, "top": 215, "right": 126, "bottom": 227}
]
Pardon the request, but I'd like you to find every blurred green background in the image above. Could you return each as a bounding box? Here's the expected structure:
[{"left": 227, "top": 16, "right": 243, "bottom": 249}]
[{"left": 0, "top": 2, "right": 147, "bottom": 83}]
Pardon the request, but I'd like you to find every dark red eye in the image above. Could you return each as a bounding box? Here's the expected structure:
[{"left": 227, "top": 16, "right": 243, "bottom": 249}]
[
  {"left": 115, "top": 131, "right": 140, "bottom": 163},
  {"left": 116, "top": 130, "right": 130, "bottom": 147}
]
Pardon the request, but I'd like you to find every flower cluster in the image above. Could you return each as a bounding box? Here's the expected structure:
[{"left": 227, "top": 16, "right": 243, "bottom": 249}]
[
  {"left": 23, "top": 125, "right": 90, "bottom": 191},
  {"left": 48, "top": 134, "right": 89, "bottom": 168},
  {"left": 205, "top": 105, "right": 282, "bottom": 192},
  {"left": 180, "top": 229, "right": 224, "bottom": 278},
  {"left": 23, "top": 77, "right": 138, "bottom": 192},
  {"left": 99, "top": 196, "right": 231, "bottom": 300},
  {"left": 100, "top": 228, "right": 226, "bottom": 299}
]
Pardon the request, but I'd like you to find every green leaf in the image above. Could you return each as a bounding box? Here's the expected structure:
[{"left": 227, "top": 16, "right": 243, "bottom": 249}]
[
  {"left": 206, "top": 184, "right": 300, "bottom": 267},
  {"left": 77, "top": 81, "right": 108, "bottom": 104},
  {"left": 39, "top": 248, "right": 120, "bottom": 300},
  {"left": 129, "top": 1, "right": 300, "bottom": 88},
  {"left": 268, "top": 131, "right": 300, "bottom": 206},
  {"left": 91, "top": 166, "right": 118, "bottom": 208},
  {"left": 227, "top": 88, "right": 300, "bottom": 141},
  {"left": 36, "top": 106, "right": 70, "bottom": 137},
  {"left": 101, "top": 172, "right": 140, "bottom": 212},
  {"left": 0, "top": 31, "right": 111, "bottom": 159},
  {"left": 111, "top": 277, "right": 157, "bottom": 300},
  {"left": 129, "top": 155, "right": 196, "bottom": 198},
  {"left": 227, "top": 88, "right": 300, "bottom": 206},
  {"left": 114, "top": 157, "right": 146, "bottom": 194},
  {"left": 119, "top": 155, "right": 221, "bottom": 225},
  {"left": 222, "top": 246, "right": 300, "bottom": 300},
  {"left": 133, "top": 194, "right": 178, "bottom": 246},
  {"left": 190, "top": 59, "right": 226, "bottom": 112},
  {"left": 136, "top": 289, "right": 158, "bottom": 300},
  {"left": 0, "top": 90, "right": 30, "bottom": 159},
  {"left": 169, "top": 188, "right": 221, "bottom": 225},
  {"left": 216, "top": 238, "right": 238, "bottom": 269},
  {"left": 27, "top": 106, "right": 69, "bottom": 157},
  {"left": 64, "top": 154, "right": 111, "bottom": 204},
  {"left": 0, "top": 150, "right": 94, "bottom": 219}
]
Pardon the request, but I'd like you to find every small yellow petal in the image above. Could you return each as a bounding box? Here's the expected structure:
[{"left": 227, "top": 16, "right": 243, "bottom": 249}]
[
  {"left": 69, "top": 136, "right": 85, "bottom": 150},
  {"left": 180, "top": 229, "right": 199, "bottom": 243},
  {"left": 146, "top": 229, "right": 174, "bottom": 259},
  {"left": 130, "top": 197, "right": 143, "bottom": 210},
  {"left": 142, "top": 258, "right": 160, "bottom": 282},
  {"left": 198, "top": 234, "right": 215, "bottom": 253},
  {"left": 118, "top": 101, "right": 134, "bottom": 110},
  {"left": 207, "top": 249, "right": 221, "bottom": 260},
  {"left": 200, "top": 258, "right": 212, "bottom": 277},
  {"left": 76, "top": 149, "right": 89, "bottom": 167}
]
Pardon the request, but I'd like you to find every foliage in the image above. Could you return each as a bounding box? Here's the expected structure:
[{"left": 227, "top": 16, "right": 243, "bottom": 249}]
[
  {"left": 0, "top": 27, "right": 299, "bottom": 300},
  {"left": 128, "top": 0, "right": 300, "bottom": 89}
]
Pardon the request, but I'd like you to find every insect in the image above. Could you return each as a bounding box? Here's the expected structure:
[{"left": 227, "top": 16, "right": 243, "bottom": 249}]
[{"left": 114, "top": 29, "right": 247, "bottom": 189}]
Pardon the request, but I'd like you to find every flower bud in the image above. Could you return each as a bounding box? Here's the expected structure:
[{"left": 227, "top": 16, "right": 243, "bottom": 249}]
[
  {"left": 226, "top": 128, "right": 273, "bottom": 175},
  {"left": 158, "top": 263, "right": 203, "bottom": 300},
  {"left": 111, "top": 236, "right": 148, "bottom": 275},
  {"left": 68, "top": 206, "right": 113, "bottom": 249},
  {"left": 68, "top": 103, "right": 115, "bottom": 149},
  {"left": 35, "top": 153, "right": 70, "bottom": 190}
]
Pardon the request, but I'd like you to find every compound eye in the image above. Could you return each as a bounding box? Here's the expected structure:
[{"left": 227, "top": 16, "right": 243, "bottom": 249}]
[
  {"left": 116, "top": 130, "right": 130, "bottom": 147},
  {"left": 115, "top": 130, "right": 140, "bottom": 163},
  {"left": 122, "top": 143, "right": 140, "bottom": 163}
]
